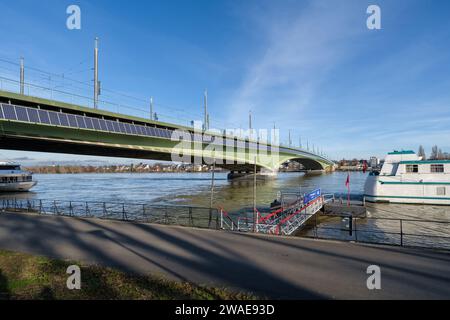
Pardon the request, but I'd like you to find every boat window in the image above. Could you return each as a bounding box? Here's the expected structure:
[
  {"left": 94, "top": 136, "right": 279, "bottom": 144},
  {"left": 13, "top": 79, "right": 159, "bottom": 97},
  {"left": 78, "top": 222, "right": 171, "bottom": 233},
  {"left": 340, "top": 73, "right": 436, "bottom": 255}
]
[
  {"left": 0, "top": 166, "right": 20, "bottom": 171},
  {"left": 431, "top": 164, "right": 444, "bottom": 173},
  {"left": 406, "top": 164, "right": 419, "bottom": 173},
  {"left": 437, "top": 187, "right": 446, "bottom": 196}
]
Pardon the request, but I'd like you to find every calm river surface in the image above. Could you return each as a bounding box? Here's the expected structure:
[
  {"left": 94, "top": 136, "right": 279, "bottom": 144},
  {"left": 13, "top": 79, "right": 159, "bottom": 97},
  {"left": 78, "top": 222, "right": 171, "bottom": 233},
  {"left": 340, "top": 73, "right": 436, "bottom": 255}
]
[{"left": 2, "top": 171, "right": 450, "bottom": 248}]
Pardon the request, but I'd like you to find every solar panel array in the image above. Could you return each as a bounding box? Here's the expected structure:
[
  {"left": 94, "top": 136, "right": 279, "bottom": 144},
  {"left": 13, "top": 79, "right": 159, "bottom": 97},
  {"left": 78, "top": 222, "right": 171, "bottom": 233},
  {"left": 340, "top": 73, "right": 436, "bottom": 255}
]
[
  {"left": 0, "top": 103, "right": 179, "bottom": 139},
  {"left": 0, "top": 103, "right": 318, "bottom": 157}
]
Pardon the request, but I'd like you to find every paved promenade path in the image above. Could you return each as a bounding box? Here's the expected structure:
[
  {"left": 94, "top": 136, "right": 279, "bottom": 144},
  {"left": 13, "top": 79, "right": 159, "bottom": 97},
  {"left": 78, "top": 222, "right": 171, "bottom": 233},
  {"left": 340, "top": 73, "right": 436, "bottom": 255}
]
[{"left": 1, "top": 212, "right": 450, "bottom": 299}]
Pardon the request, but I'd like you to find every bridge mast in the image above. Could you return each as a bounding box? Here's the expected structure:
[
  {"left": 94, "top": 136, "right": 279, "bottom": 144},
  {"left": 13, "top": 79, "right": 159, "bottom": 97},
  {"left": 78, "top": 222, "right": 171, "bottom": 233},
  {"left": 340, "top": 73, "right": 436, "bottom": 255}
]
[
  {"left": 288, "top": 130, "right": 292, "bottom": 147},
  {"left": 203, "top": 89, "right": 208, "bottom": 130},
  {"left": 150, "top": 97, "right": 154, "bottom": 120},
  {"left": 94, "top": 37, "right": 100, "bottom": 109},
  {"left": 20, "top": 57, "right": 25, "bottom": 95}
]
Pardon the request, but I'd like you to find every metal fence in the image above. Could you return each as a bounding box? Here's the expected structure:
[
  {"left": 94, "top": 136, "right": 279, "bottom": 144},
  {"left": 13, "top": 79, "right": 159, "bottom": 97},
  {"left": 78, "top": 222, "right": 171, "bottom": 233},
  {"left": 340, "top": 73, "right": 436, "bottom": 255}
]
[
  {"left": 2, "top": 198, "right": 450, "bottom": 251},
  {"left": 0, "top": 198, "right": 220, "bottom": 229},
  {"left": 298, "top": 213, "right": 450, "bottom": 251}
]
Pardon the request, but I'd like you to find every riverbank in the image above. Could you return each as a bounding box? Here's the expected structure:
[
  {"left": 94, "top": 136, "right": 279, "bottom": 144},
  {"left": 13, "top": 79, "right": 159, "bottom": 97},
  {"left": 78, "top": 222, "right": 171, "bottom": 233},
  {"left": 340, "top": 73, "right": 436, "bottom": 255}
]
[
  {"left": 0, "top": 249, "right": 254, "bottom": 300},
  {"left": 24, "top": 164, "right": 223, "bottom": 174},
  {"left": 1, "top": 211, "right": 450, "bottom": 299}
]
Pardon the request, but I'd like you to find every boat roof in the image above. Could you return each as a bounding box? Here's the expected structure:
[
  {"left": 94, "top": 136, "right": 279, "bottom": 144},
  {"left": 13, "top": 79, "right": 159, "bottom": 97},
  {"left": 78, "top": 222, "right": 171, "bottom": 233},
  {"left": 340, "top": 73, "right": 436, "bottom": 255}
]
[
  {"left": 0, "top": 161, "right": 20, "bottom": 166},
  {"left": 388, "top": 150, "right": 416, "bottom": 155},
  {"left": 400, "top": 160, "right": 450, "bottom": 165}
]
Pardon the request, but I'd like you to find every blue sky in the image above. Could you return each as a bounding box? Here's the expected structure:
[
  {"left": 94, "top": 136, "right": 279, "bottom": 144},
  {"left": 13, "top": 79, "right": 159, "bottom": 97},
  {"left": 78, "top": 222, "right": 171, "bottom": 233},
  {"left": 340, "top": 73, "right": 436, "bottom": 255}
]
[{"left": 1, "top": 0, "right": 450, "bottom": 163}]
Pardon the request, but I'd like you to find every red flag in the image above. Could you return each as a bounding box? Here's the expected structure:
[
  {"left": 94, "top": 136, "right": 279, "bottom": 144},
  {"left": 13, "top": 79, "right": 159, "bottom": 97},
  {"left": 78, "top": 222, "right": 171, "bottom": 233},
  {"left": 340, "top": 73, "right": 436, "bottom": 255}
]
[
  {"left": 363, "top": 160, "right": 368, "bottom": 174},
  {"left": 345, "top": 173, "right": 350, "bottom": 206}
]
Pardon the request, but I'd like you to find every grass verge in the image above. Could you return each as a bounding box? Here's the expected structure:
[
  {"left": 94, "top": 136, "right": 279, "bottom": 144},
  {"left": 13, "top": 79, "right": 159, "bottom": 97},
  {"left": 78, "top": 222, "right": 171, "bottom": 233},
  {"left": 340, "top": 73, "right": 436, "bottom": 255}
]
[{"left": 0, "top": 249, "right": 257, "bottom": 300}]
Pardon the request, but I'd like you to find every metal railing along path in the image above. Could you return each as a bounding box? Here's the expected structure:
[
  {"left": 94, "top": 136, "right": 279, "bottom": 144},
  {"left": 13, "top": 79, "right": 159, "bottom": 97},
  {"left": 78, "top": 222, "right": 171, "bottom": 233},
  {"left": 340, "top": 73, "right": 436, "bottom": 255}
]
[{"left": 1, "top": 198, "right": 220, "bottom": 230}]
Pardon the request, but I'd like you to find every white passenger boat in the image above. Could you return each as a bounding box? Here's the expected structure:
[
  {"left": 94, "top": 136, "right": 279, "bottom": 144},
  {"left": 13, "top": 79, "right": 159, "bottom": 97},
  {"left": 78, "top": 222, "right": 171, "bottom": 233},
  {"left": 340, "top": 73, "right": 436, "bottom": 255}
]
[
  {"left": 0, "top": 162, "right": 37, "bottom": 192},
  {"left": 364, "top": 151, "right": 450, "bottom": 205}
]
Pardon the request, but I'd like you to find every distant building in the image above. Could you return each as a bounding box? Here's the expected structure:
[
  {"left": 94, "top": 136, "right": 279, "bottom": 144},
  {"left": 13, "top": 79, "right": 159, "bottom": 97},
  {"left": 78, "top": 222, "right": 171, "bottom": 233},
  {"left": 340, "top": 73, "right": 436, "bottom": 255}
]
[{"left": 369, "top": 157, "right": 379, "bottom": 168}]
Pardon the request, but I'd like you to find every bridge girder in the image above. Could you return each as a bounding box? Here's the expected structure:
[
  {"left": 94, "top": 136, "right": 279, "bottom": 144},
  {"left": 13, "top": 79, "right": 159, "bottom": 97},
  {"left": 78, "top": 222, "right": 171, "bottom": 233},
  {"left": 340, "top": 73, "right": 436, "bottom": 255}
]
[{"left": 0, "top": 91, "right": 334, "bottom": 173}]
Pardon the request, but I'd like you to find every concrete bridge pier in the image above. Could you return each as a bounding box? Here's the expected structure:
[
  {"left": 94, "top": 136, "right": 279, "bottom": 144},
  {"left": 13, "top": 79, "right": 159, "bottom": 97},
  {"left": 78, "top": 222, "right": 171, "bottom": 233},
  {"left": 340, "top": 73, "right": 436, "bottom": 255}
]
[{"left": 227, "top": 170, "right": 277, "bottom": 180}]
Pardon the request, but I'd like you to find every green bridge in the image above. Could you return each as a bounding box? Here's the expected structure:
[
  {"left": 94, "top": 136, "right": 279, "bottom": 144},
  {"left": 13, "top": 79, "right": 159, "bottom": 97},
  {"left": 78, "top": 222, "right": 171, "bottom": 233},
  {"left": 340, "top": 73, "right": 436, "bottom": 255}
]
[{"left": 0, "top": 90, "right": 334, "bottom": 176}]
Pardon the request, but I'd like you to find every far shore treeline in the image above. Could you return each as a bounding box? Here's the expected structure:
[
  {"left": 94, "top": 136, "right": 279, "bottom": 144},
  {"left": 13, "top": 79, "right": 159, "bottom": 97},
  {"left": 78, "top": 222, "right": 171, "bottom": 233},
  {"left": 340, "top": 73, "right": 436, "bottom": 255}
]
[{"left": 25, "top": 163, "right": 220, "bottom": 174}]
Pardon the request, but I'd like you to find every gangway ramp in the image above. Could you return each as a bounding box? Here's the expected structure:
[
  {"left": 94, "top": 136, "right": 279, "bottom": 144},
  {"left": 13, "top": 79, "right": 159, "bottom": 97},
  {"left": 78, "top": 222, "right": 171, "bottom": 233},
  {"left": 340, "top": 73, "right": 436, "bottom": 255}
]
[{"left": 220, "top": 189, "right": 334, "bottom": 236}]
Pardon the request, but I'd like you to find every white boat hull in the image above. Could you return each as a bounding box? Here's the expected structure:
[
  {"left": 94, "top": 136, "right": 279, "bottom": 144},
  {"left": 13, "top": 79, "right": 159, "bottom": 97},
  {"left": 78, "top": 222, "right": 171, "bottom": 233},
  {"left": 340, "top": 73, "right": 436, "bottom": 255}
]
[
  {"left": 0, "top": 181, "right": 37, "bottom": 192},
  {"left": 364, "top": 175, "right": 450, "bottom": 205}
]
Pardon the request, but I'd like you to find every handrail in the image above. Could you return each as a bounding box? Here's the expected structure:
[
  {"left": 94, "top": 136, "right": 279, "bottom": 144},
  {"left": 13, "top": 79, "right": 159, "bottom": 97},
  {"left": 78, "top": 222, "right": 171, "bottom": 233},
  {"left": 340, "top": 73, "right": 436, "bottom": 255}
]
[
  {"left": 258, "top": 197, "right": 303, "bottom": 223},
  {"left": 218, "top": 207, "right": 238, "bottom": 230},
  {"left": 277, "top": 197, "right": 322, "bottom": 228}
]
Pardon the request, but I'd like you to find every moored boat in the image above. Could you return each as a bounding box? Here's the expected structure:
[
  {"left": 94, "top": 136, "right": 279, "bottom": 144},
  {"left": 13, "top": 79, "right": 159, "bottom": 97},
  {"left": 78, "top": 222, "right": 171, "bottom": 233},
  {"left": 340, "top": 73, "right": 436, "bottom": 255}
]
[
  {"left": 364, "top": 150, "right": 450, "bottom": 205},
  {"left": 0, "top": 162, "right": 37, "bottom": 192}
]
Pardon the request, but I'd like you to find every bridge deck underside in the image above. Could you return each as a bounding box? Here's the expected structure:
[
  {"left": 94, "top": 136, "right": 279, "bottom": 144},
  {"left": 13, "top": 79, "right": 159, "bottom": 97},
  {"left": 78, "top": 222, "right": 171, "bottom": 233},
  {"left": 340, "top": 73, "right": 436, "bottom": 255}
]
[{"left": 0, "top": 134, "right": 260, "bottom": 172}]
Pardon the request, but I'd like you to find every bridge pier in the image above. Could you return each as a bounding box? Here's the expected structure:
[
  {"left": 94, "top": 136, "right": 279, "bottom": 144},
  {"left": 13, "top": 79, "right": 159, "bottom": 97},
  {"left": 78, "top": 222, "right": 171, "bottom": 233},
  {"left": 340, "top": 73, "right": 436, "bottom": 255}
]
[{"left": 227, "top": 170, "right": 277, "bottom": 180}]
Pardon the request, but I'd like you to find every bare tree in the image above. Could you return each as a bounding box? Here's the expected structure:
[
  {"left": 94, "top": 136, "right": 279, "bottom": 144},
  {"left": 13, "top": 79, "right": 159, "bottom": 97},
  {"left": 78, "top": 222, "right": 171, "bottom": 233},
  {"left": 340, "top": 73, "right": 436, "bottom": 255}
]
[
  {"left": 430, "top": 145, "right": 439, "bottom": 160},
  {"left": 438, "top": 148, "right": 444, "bottom": 160},
  {"left": 418, "top": 145, "right": 426, "bottom": 160}
]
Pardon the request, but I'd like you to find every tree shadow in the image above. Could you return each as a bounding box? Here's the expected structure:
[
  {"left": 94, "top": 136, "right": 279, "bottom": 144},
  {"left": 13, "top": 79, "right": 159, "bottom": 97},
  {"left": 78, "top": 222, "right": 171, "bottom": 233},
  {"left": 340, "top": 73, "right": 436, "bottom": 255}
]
[{"left": 0, "top": 270, "right": 11, "bottom": 300}]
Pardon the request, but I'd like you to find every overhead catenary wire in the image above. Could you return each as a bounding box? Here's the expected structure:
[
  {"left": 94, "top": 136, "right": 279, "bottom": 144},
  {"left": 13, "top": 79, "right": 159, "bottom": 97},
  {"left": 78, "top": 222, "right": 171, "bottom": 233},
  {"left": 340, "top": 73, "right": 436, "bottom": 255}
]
[{"left": 0, "top": 55, "right": 325, "bottom": 154}]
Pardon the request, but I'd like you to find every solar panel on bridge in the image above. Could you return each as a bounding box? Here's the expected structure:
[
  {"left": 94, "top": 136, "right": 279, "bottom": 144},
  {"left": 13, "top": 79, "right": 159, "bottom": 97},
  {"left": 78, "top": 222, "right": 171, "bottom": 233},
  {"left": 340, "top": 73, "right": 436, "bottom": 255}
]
[
  {"left": 98, "top": 119, "right": 107, "bottom": 131},
  {"left": 76, "top": 116, "right": 87, "bottom": 129},
  {"left": 84, "top": 117, "right": 94, "bottom": 130},
  {"left": 117, "top": 122, "right": 125, "bottom": 133},
  {"left": 141, "top": 126, "right": 148, "bottom": 136},
  {"left": 128, "top": 123, "right": 137, "bottom": 135},
  {"left": 3, "top": 104, "right": 229, "bottom": 145},
  {"left": 38, "top": 110, "right": 50, "bottom": 124},
  {"left": 48, "top": 111, "right": 60, "bottom": 126},
  {"left": 157, "top": 128, "right": 165, "bottom": 137},
  {"left": 141, "top": 126, "right": 149, "bottom": 136},
  {"left": 27, "top": 108, "right": 39, "bottom": 123},
  {"left": 2, "top": 105, "right": 16, "bottom": 120},
  {"left": 58, "top": 113, "right": 69, "bottom": 126},
  {"left": 91, "top": 118, "right": 101, "bottom": 130},
  {"left": 104, "top": 120, "right": 112, "bottom": 132},
  {"left": 149, "top": 127, "right": 157, "bottom": 137},
  {"left": 67, "top": 114, "right": 77, "bottom": 127},
  {"left": 112, "top": 121, "right": 120, "bottom": 132},
  {"left": 121, "top": 122, "right": 129, "bottom": 134},
  {"left": 14, "top": 106, "right": 29, "bottom": 122},
  {"left": 0, "top": 105, "right": 4, "bottom": 119}
]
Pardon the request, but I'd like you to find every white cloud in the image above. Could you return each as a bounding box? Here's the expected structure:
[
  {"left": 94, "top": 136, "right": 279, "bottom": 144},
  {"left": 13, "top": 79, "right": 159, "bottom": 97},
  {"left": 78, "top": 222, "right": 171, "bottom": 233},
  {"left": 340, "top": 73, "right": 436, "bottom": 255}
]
[{"left": 227, "top": 1, "right": 364, "bottom": 127}]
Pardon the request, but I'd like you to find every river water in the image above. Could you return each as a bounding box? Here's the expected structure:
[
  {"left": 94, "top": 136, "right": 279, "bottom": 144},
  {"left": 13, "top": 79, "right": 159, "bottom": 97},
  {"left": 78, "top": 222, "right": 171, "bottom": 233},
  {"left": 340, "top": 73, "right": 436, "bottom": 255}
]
[{"left": 2, "top": 171, "right": 450, "bottom": 248}]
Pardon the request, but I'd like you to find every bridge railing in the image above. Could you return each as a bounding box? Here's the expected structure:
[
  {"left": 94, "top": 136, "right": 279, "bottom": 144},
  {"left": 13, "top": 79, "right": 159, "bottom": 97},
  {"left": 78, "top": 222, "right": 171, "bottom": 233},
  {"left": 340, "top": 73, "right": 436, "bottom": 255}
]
[{"left": 0, "top": 76, "right": 195, "bottom": 128}]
